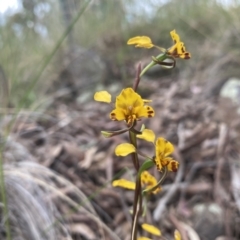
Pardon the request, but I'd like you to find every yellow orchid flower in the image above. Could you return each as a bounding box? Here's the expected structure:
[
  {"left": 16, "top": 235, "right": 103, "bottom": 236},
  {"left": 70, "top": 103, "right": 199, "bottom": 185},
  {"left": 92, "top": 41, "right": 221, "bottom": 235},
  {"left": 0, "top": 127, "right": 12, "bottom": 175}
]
[
  {"left": 168, "top": 29, "right": 191, "bottom": 59},
  {"left": 141, "top": 171, "right": 161, "bottom": 194},
  {"left": 127, "top": 29, "right": 191, "bottom": 60},
  {"left": 137, "top": 129, "right": 179, "bottom": 172},
  {"left": 94, "top": 88, "right": 155, "bottom": 125},
  {"left": 112, "top": 171, "right": 161, "bottom": 194},
  {"left": 111, "top": 88, "right": 154, "bottom": 124},
  {"left": 155, "top": 137, "right": 179, "bottom": 172},
  {"left": 116, "top": 129, "right": 179, "bottom": 172}
]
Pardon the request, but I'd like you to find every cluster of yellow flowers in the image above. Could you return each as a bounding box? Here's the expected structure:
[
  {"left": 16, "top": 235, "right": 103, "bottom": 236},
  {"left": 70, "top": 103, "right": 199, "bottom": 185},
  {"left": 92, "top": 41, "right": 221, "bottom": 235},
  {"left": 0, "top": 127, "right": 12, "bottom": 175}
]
[
  {"left": 94, "top": 87, "right": 179, "bottom": 176},
  {"left": 94, "top": 30, "right": 190, "bottom": 240},
  {"left": 128, "top": 30, "right": 190, "bottom": 59}
]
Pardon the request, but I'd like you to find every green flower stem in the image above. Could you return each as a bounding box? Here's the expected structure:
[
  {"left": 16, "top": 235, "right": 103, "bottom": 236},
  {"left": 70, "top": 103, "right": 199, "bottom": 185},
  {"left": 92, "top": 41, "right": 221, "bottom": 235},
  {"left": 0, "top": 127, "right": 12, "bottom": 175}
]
[
  {"left": 129, "top": 130, "right": 142, "bottom": 240},
  {"left": 140, "top": 53, "right": 167, "bottom": 77}
]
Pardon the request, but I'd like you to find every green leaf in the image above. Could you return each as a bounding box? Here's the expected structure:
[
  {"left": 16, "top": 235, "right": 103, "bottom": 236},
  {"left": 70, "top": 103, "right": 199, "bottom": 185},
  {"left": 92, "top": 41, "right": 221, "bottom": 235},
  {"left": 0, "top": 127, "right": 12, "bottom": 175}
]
[{"left": 137, "top": 159, "right": 154, "bottom": 179}]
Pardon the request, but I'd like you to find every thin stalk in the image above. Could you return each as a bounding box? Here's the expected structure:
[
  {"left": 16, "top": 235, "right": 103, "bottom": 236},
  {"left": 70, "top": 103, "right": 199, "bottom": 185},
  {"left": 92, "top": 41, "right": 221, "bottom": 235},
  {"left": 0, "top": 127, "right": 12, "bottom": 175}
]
[
  {"left": 140, "top": 53, "right": 167, "bottom": 77},
  {"left": 0, "top": 143, "right": 11, "bottom": 240},
  {"left": 129, "top": 130, "right": 142, "bottom": 240}
]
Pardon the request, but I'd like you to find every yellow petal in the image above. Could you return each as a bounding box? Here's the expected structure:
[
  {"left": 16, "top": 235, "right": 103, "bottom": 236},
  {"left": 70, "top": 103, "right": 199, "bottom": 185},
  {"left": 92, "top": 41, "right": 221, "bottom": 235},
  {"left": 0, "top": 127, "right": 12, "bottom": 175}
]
[
  {"left": 115, "top": 143, "right": 136, "bottom": 156},
  {"left": 110, "top": 109, "right": 126, "bottom": 121},
  {"left": 168, "top": 43, "right": 177, "bottom": 54},
  {"left": 156, "top": 137, "right": 174, "bottom": 156},
  {"left": 174, "top": 230, "right": 181, "bottom": 240},
  {"left": 141, "top": 223, "right": 161, "bottom": 236},
  {"left": 143, "top": 99, "right": 152, "bottom": 103},
  {"left": 154, "top": 156, "right": 163, "bottom": 171},
  {"left": 94, "top": 91, "right": 111, "bottom": 103},
  {"left": 137, "top": 237, "right": 152, "bottom": 240},
  {"left": 177, "top": 42, "right": 185, "bottom": 54},
  {"left": 127, "top": 36, "right": 154, "bottom": 49},
  {"left": 137, "top": 105, "right": 155, "bottom": 118},
  {"left": 112, "top": 179, "right": 136, "bottom": 190},
  {"left": 164, "top": 140, "right": 174, "bottom": 156},
  {"left": 116, "top": 88, "right": 143, "bottom": 109},
  {"left": 141, "top": 171, "right": 161, "bottom": 194},
  {"left": 137, "top": 129, "right": 155, "bottom": 143},
  {"left": 156, "top": 137, "right": 166, "bottom": 155},
  {"left": 169, "top": 30, "right": 191, "bottom": 59},
  {"left": 170, "top": 29, "right": 180, "bottom": 43},
  {"left": 155, "top": 138, "right": 172, "bottom": 171},
  {"left": 141, "top": 171, "right": 154, "bottom": 183},
  {"left": 177, "top": 42, "right": 191, "bottom": 59}
]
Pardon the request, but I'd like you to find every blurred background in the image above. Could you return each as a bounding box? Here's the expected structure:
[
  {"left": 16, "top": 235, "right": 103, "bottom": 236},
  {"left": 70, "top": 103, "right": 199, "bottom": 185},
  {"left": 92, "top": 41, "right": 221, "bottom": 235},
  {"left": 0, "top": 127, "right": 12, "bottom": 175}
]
[
  {"left": 0, "top": 0, "right": 240, "bottom": 108},
  {"left": 1, "top": 0, "right": 240, "bottom": 240}
]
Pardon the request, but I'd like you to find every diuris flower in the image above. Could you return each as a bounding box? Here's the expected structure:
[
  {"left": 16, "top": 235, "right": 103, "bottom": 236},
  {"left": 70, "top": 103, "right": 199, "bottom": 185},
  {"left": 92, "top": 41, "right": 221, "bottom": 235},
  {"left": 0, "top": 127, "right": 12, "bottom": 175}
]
[
  {"left": 141, "top": 171, "right": 161, "bottom": 194},
  {"left": 115, "top": 129, "right": 179, "bottom": 172},
  {"left": 111, "top": 88, "right": 154, "bottom": 125},
  {"left": 137, "top": 129, "right": 179, "bottom": 172},
  {"left": 155, "top": 137, "right": 179, "bottom": 172},
  {"left": 127, "top": 29, "right": 191, "bottom": 60},
  {"left": 167, "top": 29, "right": 191, "bottom": 59},
  {"left": 94, "top": 88, "right": 154, "bottom": 126}
]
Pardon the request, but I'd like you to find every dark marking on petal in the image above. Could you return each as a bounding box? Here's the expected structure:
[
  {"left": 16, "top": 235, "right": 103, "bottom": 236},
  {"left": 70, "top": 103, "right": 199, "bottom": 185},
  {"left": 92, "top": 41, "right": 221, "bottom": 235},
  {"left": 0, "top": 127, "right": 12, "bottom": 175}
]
[
  {"left": 110, "top": 113, "right": 117, "bottom": 121},
  {"left": 184, "top": 52, "right": 190, "bottom": 59}
]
